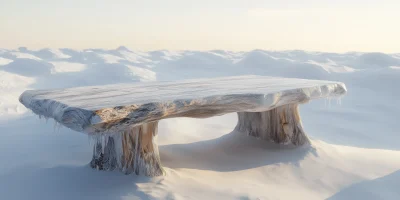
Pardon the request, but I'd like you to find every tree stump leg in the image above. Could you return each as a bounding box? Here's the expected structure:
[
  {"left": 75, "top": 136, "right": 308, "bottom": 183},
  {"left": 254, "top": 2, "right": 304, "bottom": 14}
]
[
  {"left": 90, "top": 121, "right": 164, "bottom": 177},
  {"left": 90, "top": 136, "right": 117, "bottom": 171},
  {"left": 235, "top": 103, "right": 310, "bottom": 146}
]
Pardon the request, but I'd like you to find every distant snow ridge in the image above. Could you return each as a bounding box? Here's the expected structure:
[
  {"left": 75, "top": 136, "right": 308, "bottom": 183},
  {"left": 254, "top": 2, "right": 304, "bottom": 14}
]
[
  {"left": 353, "top": 52, "right": 400, "bottom": 69},
  {"left": 9, "top": 52, "right": 42, "bottom": 60},
  {"left": 0, "top": 57, "right": 13, "bottom": 66},
  {"left": 306, "top": 60, "right": 357, "bottom": 73},
  {"left": 50, "top": 62, "right": 87, "bottom": 73},
  {"left": 0, "top": 71, "right": 35, "bottom": 116},
  {"left": 126, "top": 65, "right": 156, "bottom": 81},
  {"left": 2, "top": 59, "right": 54, "bottom": 77},
  {"left": 36, "top": 48, "right": 71, "bottom": 60},
  {"left": 0, "top": 47, "right": 399, "bottom": 117}
]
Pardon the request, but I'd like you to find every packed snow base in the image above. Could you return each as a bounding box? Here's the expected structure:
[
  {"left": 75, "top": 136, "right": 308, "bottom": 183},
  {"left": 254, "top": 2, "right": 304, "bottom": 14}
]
[{"left": 1, "top": 47, "right": 400, "bottom": 199}]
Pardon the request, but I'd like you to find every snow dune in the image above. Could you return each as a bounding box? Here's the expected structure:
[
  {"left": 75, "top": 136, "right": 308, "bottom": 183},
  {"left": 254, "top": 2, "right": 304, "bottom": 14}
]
[{"left": 0, "top": 47, "right": 399, "bottom": 200}]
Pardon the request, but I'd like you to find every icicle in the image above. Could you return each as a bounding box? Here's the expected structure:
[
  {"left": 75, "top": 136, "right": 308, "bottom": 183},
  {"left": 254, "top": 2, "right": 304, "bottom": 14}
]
[
  {"left": 56, "top": 122, "right": 62, "bottom": 133},
  {"left": 336, "top": 96, "right": 342, "bottom": 105},
  {"left": 134, "top": 129, "right": 139, "bottom": 173},
  {"left": 328, "top": 97, "right": 331, "bottom": 108},
  {"left": 53, "top": 120, "right": 58, "bottom": 133},
  {"left": 87, "top": 134, "right": 93, "bottom": 147},
  {"left": 113, "top": 132, "right": 123, "bottom": 169}
]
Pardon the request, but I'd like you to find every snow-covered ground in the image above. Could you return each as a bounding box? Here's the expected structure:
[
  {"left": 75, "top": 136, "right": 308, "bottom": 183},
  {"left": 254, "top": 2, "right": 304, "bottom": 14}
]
[{"left": 0, "top": 47, "right": 399, "bottom": 200}]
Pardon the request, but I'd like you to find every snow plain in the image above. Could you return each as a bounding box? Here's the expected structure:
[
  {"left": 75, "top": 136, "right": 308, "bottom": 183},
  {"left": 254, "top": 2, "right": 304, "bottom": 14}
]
[{"left": 0, "top": 47, "right": 400, "bottom": 200}]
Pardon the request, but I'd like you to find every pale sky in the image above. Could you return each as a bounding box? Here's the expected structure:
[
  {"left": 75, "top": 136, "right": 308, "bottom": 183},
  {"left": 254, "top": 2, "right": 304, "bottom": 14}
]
[{"left": 1, "top": 0, "right": 399, "bottom": 52}]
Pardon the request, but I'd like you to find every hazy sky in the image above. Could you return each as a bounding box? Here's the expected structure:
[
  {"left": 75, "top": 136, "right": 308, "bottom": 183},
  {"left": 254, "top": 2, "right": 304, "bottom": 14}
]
[{"left": 1, "top": 0, "right": 399, "bottom": 52}]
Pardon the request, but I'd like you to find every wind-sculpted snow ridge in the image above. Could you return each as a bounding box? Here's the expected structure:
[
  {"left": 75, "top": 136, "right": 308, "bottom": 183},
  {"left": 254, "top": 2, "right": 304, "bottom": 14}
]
[{"left": 19, "top": 75, "right": 346, "bottom": 135}]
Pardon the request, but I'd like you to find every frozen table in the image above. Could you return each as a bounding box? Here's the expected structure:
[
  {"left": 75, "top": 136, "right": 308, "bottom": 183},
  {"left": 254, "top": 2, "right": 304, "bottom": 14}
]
[{"left": 19, "top": 75, "right": 347, "bottom": 176}]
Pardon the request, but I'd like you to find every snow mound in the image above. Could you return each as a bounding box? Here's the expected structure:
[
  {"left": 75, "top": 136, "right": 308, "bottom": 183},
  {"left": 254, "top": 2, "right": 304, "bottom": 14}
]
[
  {"left": 96, "top": 53, "right": 124, "bottom": 64},
  {"left": 118, "top": 50, "right": 154, "bottom": 64},
  {"left": 345, "top": 66, "right": 400, "bottom": 94},
  {"left": 0, "top": 57, "right": 13, "bottom": 66},
  {"left": 307, "top": 60, "right": 357, "bottom": 73},
  {"left": 236, "top": 50, "right": 330, "bottom": 79},
  {"left": 81, "top": 63, "right": 143, "bottom": 85},
  {"left": 0, "top": 71, "right": 34, "bottom": 117},
  {"left": 155, "top": 51, "right": 235, "bottom": 80},
  {"left": 149, "top": 50, "right": 184, "bottom": 61},
  {"left": 1, "top": 59, "right": 54, "bottom": 77},
  {"left": 352, "top": 52, "right": 400, "bottom": 69},
  {"left": 50, "top": 62, "right": 87, "bottom": 73},
  {"left": 9, "top": 52, "right": 42, "bottom": 60},
  {"left": 33, "top": 48, "right": 72, "bottom": 60},
  {"left": 126, "top": 65, "right": 156, "bottom": 81}
]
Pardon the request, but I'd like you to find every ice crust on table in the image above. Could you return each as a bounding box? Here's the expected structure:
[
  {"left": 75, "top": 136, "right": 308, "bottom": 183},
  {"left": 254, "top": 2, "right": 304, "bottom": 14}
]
[{"left": 19, "top": 75, "right": 346, "bottom": 135}]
